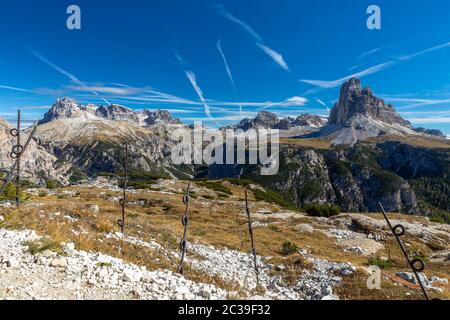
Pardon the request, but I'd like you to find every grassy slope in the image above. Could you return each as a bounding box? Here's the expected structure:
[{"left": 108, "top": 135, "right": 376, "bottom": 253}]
[{"left": 0, "top": 180, "right": 448, "bottom": 300}]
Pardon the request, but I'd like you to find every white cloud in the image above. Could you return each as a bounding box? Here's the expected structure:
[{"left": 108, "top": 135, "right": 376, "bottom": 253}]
[
  {"left": 0, "top": 85, "right": 34, "bottom": 93},
  {"left": 258, "top": 96, "right": 308, "bottom": 111},
  {"left": 214, "top": 4, "right": 262, "bottom": 42},
  {"left": 257, "top": 44, "right": 290, "bottom": 72},
  {"left": 216, "top": 39, "right": 236, "bottom": 89},
  {"left": 173, "top": 51, "right": 214, "bottom": 120},
  {"left": 284, "top": 96, "right": 308, "bottom": 105},
  {"left": 316, "top": 99, "right": 327, "bottom": 107},
  {"left": 185, "top": 70, "right": 212, "bottom": 119},
  {"left": 29, "top": 49, "right": 111, "bottom": 105},
  {"left": 397, "top": 98, "right": 450, "bottom": 110},
  {"left": 214, "top": 4, "right": 290, "bottom": 72},
  {"left": 358, "top": 47, "right": 384, "bottom": 59},
  {"left": 398, "top": 42, "right": 450, "bottom": 61},
  {"left": 20, "top": 105, "right": 52, "bottom": 110},
  {"left": 301, "top": 61, "right": 395, "bottom": 88},
  {"left": 216, "top": 39, "right": 243, "bottom": 115},
  {"left": 208, "top": 96, "right": 307, "bottom": 109},
  {"left": 406, "top": 117, "right": 450, "bottom": 124},
  {"left": 302, "top": 41, "right": 450, "bottom": 89},
  {"left": 185, "top": 115, "right": 250, "bottom": 122},
  {"left": 66, "top": 85, "right": 144, "bottom": 95}
]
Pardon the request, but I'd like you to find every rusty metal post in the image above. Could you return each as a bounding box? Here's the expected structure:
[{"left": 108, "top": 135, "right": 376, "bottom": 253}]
[
  {"left": 1, "top": 113, "right": 37, "bottom": 203},
  {"left": 245, "top": 188, "right": 259, "bottom": 287},
  {"left": 177, "top": 183, "right": 191, "bottom": 275},
  {"left": 15, "top": 110, "right": 21, "bottom": 206},
  {"left": 0, "top": 125, "right": 36, "bottom": 195},
  {"left": 117, "top": 143, "right": 128, "bottom": 234},
  {"left": 378, "top": 202, "right": 429, "bottom": 300}
]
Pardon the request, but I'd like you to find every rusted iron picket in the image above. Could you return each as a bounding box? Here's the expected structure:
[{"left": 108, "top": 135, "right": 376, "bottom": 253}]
[
  {"left": 245, "top": 188, "right": 259, "bottom": 287},
  {"left": 117, "top": 143, "right": 128, "bottom": 234},
  {"left": 177, "top": 183, "right": 191, "bottom": 275},
  {"left": 0, "top": 112, "right": 37, "bottom": 203},
  {"left": 378, "top": 202, "right": 430, "bottom": 300},
  {"left": 13, "top": 111, "right": 21, "bottom": 206}
]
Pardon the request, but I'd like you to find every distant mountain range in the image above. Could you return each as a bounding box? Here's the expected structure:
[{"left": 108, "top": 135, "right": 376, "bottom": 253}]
[
  {"left": 38, "top": 97, "right": 181, "bottom": 126},
  {"left": 0, "top": 78, "right": 448, "bottom": 218}
]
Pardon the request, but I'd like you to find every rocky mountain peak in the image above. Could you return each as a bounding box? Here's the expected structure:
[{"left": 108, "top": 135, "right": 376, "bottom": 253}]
[
  {"left": 292, "top": 114, "right": 328, "bottom": 128},
  {"left": 38, "top": 98, "right": 183, "bottom": 126},
  {"left": 230, "top": 111, "right": 327, "bottom": 133},
  {"left": 143, "top": 109, "right": 181, "bottom": 125},
  {"left": 96, "top": 104, "right": 139, "bottom": 123},
  {"left": 39, "top": 97, "right": 92, "bottom": 124},
  {"left": 255, "top": 111, "right": 279, "bottom": 125},
  {"left": 329, "top": 78, "right": 411, "bottom": 127}
]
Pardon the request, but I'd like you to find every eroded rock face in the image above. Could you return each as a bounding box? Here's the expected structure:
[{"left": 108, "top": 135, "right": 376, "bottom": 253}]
[
  {"left": 273, "top": 148, "right": 337, "bottom": 206},
  {"left": 34, "top": 118, "right": 185, "bottom": 179},
  {"left": 413, "top": 127, "right": 445, "bottom": 138},
  {"left": 377, "top": 141, "right": 449, "bottom": 179},
  {"left": 96, "top": 105, "right": 140, "bottom": 123},
  {"left": 312, "top": 78, "right": 421, "bottom": 146},
  {"left": 39, "top": 98, "right": 181, "bottom": 126},
  {"left": 329, "top": 78, "right": 411, "bottom": 128},
  {"left": 209, "top": 143, "right": 420, "bottom": 214},
  {"left": 20, "top": 98, "right": 190, "bottom": 181},
  {"left": 0, "top": 119, "right": 70, "bottom": 185},
  {"left": 39, "top": 98, "right": 98, "bottom": 124},
  {"left": 231, "top": 111, "right": 327, "bottom": 132},
  {"left": 143, "top": 109, "right": 181, "bottom": 125}
]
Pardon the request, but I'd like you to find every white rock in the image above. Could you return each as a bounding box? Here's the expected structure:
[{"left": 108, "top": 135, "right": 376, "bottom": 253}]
[
  {"left": 5, "top": 256, "right": 19, "bottom": 268},
  {"left": 50, "top": 257, "right": 67, "bottom": 268},
  {"left": 430, "top": 276, "right": 448, "bottom": 285},
  {"left": 296, "top": 224, "right": 314, "bottom": 233},
  {"left": 123, "top": 268, "right": 143, "bottom": 282},
  {"left": 396, "top": 272, "right": 415, "bottom": 283},
  {"left": 64, "top": 242, "right": 75, "bottom": 256},
  {"left": 321, "top": 294, "right": 339, "bottom": 300},
  {"left": 88, "top": 204, "right": 100, "bottom": 213},
  {"left": 198, "top": 288, "right": 211, "bottom": 299}
]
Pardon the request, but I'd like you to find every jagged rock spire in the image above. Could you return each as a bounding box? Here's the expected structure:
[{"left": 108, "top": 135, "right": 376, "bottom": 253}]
[{"left": 329, "top": 78, "right": 411, "bottom": 127}]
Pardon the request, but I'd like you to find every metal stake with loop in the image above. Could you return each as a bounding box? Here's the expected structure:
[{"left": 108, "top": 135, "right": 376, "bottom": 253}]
[
  {"left": 245, "top": 188, "right": 260, "bottom": 288},
  {"left": 379, "top": 202, "right": 430, "bottom": 300},
  {"left": 177, "top": 183, "right": 191, "bottom": 275},
  {"left": 0, "top": 112, "right": 37, "bottom": 205},
  {"left": 117, "top": 143, "right": 128, "bottom": 234}
]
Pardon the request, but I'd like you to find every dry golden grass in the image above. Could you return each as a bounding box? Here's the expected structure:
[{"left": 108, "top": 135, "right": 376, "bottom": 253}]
[
  {"left": 0, "top": 179, "right": 448, "bottom": 299},
  {"left": 367, "top": 134, "right": 450, "bottom": 149},
  {"left": 280, "top": 133, "right": 450, "bottom": 150},
  {"left": 280, "top": 137, "right": 332, "bottom": 149}
]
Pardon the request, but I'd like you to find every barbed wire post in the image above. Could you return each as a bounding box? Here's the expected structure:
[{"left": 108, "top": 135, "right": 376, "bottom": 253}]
[
  {"left": 245, "top": 188, "right": 260, "bottom": 288},
  {"left": 177, "top": 183, "right": 191, "bottom": 275},
  {"left": 14, "top": 110, "right": 21, "bottom": 206},
  {"left": 117, "top": 143, "right": 128, "bottom": 235},
  {"left": 378, "top": 202, "right": 430, "bottom": 300},
  {"left": 0, "top": 115, "right": 37, "bottom": 199}
]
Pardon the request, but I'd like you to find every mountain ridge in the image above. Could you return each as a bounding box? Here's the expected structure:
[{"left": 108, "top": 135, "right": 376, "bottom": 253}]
[{"left": 39, "top": 97, "right": 182, "bottom": 127}]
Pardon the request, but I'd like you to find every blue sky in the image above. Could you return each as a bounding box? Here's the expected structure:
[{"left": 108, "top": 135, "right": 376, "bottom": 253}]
[{"left": 0, "top": 0, "right": 449, "bottom": 134}]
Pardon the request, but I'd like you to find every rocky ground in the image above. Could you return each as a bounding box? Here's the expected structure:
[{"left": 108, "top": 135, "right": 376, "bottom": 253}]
[
  {"left": 0, "top": 178, "right": 449, "bottom": 300},
  {"left": 0, "top": 227, "right": 358, "bottom": 300}
]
